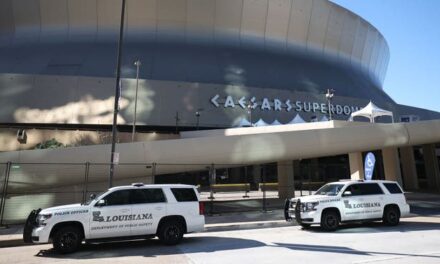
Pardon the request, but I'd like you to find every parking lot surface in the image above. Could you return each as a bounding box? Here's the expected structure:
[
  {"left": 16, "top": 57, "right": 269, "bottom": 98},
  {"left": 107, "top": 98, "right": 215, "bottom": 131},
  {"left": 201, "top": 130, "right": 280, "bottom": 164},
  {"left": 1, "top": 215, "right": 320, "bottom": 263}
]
[{"left": 1, "top": 216, "right": 439, "bottom": 264}]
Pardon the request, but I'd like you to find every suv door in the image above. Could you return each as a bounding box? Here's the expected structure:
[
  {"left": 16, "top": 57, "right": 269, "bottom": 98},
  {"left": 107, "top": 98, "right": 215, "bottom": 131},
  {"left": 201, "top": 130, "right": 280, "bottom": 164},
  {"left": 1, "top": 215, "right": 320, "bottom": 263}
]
[
  {"left": 130, "top": 188, "right": 167, "bottom": 236},
  {"left": 341, "top": 183, "right": 384, "bottom": 221},
  {"left": 89, "top": 190, "right": 132, "bottom": 239}
]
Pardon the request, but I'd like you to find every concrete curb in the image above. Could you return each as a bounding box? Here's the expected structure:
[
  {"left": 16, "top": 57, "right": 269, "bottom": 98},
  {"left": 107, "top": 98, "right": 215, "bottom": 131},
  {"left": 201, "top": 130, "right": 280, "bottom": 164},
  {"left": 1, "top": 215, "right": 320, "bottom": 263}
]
[{"left": 205, "top": 220, "right": 293, "bottom": 233}]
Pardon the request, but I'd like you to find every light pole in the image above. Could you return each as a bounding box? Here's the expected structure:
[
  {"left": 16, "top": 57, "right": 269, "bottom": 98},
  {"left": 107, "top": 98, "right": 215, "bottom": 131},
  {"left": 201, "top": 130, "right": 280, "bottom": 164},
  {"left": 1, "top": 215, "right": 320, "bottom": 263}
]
[
  {"left": 247, "top": 101, "right": 253, "bottom": 126},
  {"left": 325, "top": 89, "right": 335, "bottom": 120},
  {"left": 195, "top": 111, "right": 200, "bottom": 130},
  {"left": 132, "top": 59, "right": 141, "bottom": 142},
  {"left": 109, "top": 0, "right": 126, "bottom": 188},
  {"left": 195, "top": 108, "right": 203, "bottom": 130}
]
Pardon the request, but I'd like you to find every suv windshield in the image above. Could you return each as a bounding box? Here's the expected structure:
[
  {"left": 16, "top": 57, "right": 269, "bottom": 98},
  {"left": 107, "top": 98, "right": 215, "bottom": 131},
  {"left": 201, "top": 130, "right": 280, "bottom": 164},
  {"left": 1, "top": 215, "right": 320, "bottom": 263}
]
[{"left": 315, "top": 184, "right": 345, "bottom": 196}]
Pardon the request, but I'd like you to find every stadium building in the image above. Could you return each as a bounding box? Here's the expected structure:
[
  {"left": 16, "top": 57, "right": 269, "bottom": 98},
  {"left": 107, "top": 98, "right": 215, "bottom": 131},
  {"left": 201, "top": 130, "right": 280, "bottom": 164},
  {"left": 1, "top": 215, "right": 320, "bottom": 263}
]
[{"left": 0, "top": 0, "right": 439, "bottom": 222}]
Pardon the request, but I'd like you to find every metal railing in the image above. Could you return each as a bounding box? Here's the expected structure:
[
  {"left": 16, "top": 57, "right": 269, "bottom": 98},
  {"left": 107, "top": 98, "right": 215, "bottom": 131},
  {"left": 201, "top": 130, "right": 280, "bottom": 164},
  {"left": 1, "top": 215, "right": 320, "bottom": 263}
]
[{"left": 0, "top": 161, "right": 349, "bottom": 225}]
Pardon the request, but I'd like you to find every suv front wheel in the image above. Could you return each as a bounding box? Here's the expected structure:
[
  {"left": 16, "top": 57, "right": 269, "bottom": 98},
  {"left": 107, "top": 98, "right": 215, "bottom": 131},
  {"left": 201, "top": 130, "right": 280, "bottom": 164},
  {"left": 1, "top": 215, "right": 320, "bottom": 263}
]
[
  {"left": 52, "top": 226, "right": 82, "bottom": 254},
  {"left": 321, "top": 210, "right": 340, "bottom": 231},
  {"left": 158, "top": 220, "right": 184, "bottom": 245}
]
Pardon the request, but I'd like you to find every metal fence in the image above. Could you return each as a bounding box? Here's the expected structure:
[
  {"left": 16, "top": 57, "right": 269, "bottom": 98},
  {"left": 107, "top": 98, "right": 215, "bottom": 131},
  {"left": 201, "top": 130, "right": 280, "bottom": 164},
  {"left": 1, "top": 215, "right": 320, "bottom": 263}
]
[{"left": 0, "top": 161, "right": 349, "bottom": 225}]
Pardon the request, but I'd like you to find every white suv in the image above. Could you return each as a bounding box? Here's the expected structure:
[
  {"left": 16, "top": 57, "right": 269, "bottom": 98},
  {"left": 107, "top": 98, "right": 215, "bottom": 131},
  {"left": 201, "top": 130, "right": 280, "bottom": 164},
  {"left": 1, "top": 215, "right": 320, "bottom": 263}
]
[
  {"left": 23, "top": 184, "right": 205, "bottom": 253},
  {"left": 284, "top": 180, "right": 410, "bottom": 231}
]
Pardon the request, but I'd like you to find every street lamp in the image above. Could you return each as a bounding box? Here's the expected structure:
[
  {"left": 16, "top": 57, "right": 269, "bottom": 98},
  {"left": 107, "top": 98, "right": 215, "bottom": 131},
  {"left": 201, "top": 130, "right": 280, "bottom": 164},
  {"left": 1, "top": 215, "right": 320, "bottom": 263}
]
[
  {"left": 195, "top": 108, "right": 203, "bottom": 130},
  {"left": 109, "top": 0, "right": 126, "bottom": 188},
  {"left": 247, "top": 101, "right": 253, "bottom": 126},
  {"left": 131, "top": 59, "right": 141, "bottom": 142},
  {"left": 325, "top": 89, "right": 335, "bottom": 120}
]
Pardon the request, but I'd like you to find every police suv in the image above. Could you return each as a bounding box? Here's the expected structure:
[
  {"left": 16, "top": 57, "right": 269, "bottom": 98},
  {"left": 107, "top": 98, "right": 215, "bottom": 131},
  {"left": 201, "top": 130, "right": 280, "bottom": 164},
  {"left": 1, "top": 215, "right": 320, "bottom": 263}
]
[
  {"left": 284, "top": 180, "right": 410, "bottom": 231},
  {"left": 23, "top": 184, "right": 205, "bottom": 254}
]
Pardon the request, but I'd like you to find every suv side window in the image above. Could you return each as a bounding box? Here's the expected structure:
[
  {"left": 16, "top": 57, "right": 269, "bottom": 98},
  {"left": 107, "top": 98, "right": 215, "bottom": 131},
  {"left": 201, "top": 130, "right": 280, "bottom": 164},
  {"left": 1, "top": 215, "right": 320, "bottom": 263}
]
[
  {"left": 344, "top": 184, "right": 362, "bottom": 196},
  {"left": 359, "top": 183, "right": 384, "bottom": 195},
  {"left": 100, "top": 190, "right": 131, "bottom": 206},
  {"left": 171, "top": 188, "right": 198, "bottom": 202},
  {"left": 383, "top": 183, "right": 403, "bottom": 194},
  {"left": 130, "top": 189, "right": 166, "bottom": 204}
]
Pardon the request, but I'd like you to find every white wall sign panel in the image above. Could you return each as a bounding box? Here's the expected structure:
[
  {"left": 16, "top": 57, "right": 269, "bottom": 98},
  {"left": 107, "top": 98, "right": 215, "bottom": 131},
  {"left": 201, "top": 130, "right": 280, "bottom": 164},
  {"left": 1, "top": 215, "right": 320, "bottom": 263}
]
[
  {"left": 157, "top": 0, "right": 186, "bottom": 42},
  {"left": 186, "top": 0, "right": 215, "bottom": 44},
  {"left": 214, "top": 0, "right": 243, "bottom": 46},
  {"left": 307, "top": 0, "right": 330, "bottom": 51},
  {"left": 338, "top": 11, "right": 357, "bottom": 61},
  {"left": 12, "top": 0, "right": 41, "bottom": 43},
  {"left": 352, "top": 20, "right": 368, "bottom": 64},
  {"left": 324, "top": 5, "right": 344, "bottom": 55},
  {"left": 287, "top": 0, "right": 313, "bottom": 47},
  {"left": 39, "top": 0, "right": 68, "bottom": 42},
  {"left": 67, "top": 0, "right": 98, "bottom": 42},
  {"left": 241, "top": 0, "right": 268, "bottom": 46},
  {"left": 97, "top": 0, "right": 122, "bottom": 42},
  {"left": 0, "top": 0, "right": 14, "bottom": 46},
  {"left": 126, "top": 0, "right": 157, "bottom": 42},
  {"left": 265, "top": 0, "right": 291, "bottom": 49}
]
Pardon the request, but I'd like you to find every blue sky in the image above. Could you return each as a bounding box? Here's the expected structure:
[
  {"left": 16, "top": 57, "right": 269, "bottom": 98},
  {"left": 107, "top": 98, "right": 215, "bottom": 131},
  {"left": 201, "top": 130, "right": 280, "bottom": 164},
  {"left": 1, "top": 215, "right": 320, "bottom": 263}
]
[{"left": 332, "top": 0, "right": 440, "bottom": 112}]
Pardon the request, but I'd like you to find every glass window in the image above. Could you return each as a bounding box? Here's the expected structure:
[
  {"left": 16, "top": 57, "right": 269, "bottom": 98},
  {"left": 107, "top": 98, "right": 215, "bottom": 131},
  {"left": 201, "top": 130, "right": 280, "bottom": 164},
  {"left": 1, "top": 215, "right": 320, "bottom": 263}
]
[
  {"left": 130, "top": 189, "right": 166, "bottom": 204},
  {"left": 315, "top": 184, "right": 345, "bottom": 196},
  {"left": 344, "top": 184, "right": 362, "bottom": 196},
  {"left": 171, "top": 188, "right": 198, "bottom": 202},
  {"left": 101, "top": 190, "right": 131, "bottom": 206},
  {"left": 359, "top": 183, "right": 384, "bottom": 195},
  {"left": 383, "top": 183, "right": 403, "bottom": 194}
]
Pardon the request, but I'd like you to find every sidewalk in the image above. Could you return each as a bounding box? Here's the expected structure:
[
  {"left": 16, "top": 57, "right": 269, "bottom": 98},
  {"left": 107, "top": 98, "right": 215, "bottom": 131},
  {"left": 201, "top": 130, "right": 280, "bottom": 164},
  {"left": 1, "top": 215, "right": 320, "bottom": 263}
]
[
  {"left": 1, "top": 192, "right": 439, "bottom": 248},
  {"left": 0, "top": 209, "right": 291, "bottom": 248}
]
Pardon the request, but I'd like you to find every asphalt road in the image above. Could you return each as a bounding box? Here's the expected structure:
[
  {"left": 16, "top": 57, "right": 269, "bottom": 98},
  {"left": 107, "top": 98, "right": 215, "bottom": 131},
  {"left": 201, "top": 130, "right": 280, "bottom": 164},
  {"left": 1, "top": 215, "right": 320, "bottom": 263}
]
[{"left": 1, "top": 216, "right": 440, "bottom": 264}]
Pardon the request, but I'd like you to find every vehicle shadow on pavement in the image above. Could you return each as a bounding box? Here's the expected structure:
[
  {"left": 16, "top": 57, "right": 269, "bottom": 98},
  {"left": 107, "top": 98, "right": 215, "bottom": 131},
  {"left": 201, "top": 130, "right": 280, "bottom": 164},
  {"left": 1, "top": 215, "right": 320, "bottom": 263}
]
[
  {"left": 302, "top": 219, "right": 440, "bottom": 234},
  {"left": 34, "top": 236, "right": 266, "bottom": 259},
  {"left": 272, "top": 243, "right": 440, "bottom": 260}
]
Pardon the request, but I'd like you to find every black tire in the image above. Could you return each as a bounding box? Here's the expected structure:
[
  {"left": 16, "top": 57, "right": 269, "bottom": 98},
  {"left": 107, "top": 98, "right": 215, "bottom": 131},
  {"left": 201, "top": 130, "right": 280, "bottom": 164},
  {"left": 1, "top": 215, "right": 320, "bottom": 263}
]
[
  {"left": 383, "top": 206, "right": 400, "bottom": 226},
  {"left": 321, "top": 210, "right": 340, "bottom": 231},
  {"left": 158, "top": 220, "right": 184, "bottom": 245},
  {"left": 300, "top": 224, "right": 311, "bottom": 229},
  {"left": 52, "top": 226, "right": 82, "bottom": 254}
]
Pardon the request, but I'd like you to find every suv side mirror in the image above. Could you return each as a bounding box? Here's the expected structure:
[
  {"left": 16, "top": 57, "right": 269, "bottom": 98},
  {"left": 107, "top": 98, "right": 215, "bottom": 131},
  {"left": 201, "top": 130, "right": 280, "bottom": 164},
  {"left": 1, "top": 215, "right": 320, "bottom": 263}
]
[
  {"left": 95, "top": 199, "right": 106, "bottom": 207},
  {"left": 90, "top": 194, "right": 96, "bottom": 200},
  {"left": 343, "top": 191, "right": 352, "bottom": 197}
]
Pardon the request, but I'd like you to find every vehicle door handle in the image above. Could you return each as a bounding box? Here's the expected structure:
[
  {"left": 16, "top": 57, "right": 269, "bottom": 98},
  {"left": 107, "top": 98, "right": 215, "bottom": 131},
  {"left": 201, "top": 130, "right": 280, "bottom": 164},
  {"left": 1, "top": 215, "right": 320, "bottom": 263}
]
[
  {"left": 155, "top": 207, "right": 163, "bottom": 211},
  {"left": 121, "top": 209, "right": 130, "bottom": 213}
]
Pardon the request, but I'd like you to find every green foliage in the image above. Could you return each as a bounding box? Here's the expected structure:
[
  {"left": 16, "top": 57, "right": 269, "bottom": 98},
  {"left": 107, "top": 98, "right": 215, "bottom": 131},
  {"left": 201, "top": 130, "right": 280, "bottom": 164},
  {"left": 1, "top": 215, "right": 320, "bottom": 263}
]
[{"left": 34, "top": 138, "right": 65, "bottom": 149}]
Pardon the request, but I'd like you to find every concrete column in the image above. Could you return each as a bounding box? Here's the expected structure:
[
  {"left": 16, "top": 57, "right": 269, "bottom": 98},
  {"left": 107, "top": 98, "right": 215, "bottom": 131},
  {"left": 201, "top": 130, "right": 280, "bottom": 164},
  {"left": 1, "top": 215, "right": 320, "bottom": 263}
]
[
  {"left": 399, "top": 146, "right": 419, "bottom": 190},
  {"left": 349, "top": 152, "right": 364, "bottom": 180},
  {"left": 277, "top": 160, "right": 295, "bottom": 199},
  {"left": 422, "top": 144, "right": 440, "bottom": 191},
  {"left": 252, "top": 165, "right": 261, "bottom": 190},
  {"left": 382, "top": 147, "right": 403, "bottom": 186}
]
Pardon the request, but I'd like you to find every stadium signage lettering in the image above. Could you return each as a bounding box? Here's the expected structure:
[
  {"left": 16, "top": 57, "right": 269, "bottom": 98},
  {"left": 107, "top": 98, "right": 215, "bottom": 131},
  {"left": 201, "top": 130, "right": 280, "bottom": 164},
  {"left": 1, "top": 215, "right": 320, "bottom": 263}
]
[{"left": 210, "top": 94, "right": 360, "bottom": 116}]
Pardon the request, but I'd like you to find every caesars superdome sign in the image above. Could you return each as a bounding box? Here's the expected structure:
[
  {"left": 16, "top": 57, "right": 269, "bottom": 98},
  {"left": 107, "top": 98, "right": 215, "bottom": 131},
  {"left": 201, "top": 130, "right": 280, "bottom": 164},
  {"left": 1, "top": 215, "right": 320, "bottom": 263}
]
[{"left": 210, "top": 94, "right": 361, "bottom": 116}]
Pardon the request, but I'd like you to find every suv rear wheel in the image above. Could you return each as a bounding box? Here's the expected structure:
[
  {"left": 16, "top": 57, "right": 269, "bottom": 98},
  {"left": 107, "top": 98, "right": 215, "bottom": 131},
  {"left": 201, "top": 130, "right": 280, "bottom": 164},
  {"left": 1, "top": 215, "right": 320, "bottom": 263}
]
[
  {"left": 321, "top": 210, "right": 339, "bottom": 231},
  {"left": 52, "top": 226, "right": 82, "bottom": 254},
  {"left": 158, "top": 220, "right": 184, "bottom": 245},
  {"left": 383, "top": 206, "right": 400, "bottom": 226}
]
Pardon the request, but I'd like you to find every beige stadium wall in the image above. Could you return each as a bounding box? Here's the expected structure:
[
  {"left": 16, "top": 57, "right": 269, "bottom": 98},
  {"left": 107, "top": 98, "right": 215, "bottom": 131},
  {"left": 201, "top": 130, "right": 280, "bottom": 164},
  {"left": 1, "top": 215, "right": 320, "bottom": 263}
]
[{"left": 0, "top": 0, "right": 389, "bottom": 85}]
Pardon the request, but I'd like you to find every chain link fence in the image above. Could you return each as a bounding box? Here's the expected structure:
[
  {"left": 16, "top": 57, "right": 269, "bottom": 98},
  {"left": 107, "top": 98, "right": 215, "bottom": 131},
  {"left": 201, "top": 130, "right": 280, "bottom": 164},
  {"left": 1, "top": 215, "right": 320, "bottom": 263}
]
[{"left": 0, "top": 161, "right": 349, "bottom": 225}]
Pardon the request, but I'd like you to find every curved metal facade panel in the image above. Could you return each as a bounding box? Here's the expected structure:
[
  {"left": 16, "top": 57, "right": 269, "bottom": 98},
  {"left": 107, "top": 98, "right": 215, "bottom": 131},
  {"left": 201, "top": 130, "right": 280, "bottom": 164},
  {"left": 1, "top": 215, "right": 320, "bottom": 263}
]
[{"left": 0, "top": 0, "right": 390, "bottom": 85}]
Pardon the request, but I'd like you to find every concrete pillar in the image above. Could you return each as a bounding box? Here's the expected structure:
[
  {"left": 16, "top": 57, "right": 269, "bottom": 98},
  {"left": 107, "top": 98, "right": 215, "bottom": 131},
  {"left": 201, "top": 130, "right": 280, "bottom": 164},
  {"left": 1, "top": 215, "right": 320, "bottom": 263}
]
[
  {"left": 277, "top": 161, "right": 295, "bottom": 199},
  {"left": 349, "top": 152, "right": 364, "bottom": 180},
  {"left": 399, "top": 146, "right": 419, "bottom": 190},
  {"left": 252, "top": 165, "right": 261, "bottom": 190},
  {"left": 422, "top": 144, "right": 440, "bottom": 191},
  {"left": 382, "top": 147, "right": 403, "bottom": 186}
]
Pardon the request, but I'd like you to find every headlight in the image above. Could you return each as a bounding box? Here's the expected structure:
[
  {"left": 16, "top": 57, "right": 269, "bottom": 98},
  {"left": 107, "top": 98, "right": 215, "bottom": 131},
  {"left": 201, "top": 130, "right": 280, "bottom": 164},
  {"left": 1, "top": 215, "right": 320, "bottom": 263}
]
[
  {"left": 304, "top": 202, "right": 319, "bottom": 212},
  {"left": 36, "top": 213, "right": 52, "bottom": 226}
]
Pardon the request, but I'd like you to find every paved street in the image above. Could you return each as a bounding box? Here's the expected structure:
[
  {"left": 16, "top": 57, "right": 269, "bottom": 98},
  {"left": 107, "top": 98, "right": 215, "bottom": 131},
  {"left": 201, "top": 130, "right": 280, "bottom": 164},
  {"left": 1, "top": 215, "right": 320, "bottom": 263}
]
[{"left": 1, "top": 216, "right": 439, "bottom": 264}]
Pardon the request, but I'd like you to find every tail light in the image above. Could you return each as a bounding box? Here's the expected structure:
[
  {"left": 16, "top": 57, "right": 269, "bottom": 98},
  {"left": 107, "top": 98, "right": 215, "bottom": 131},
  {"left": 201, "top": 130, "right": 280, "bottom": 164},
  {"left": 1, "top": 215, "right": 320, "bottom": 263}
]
[{"left": 199, "top": 202, "right": 205, "bottom": 215}]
